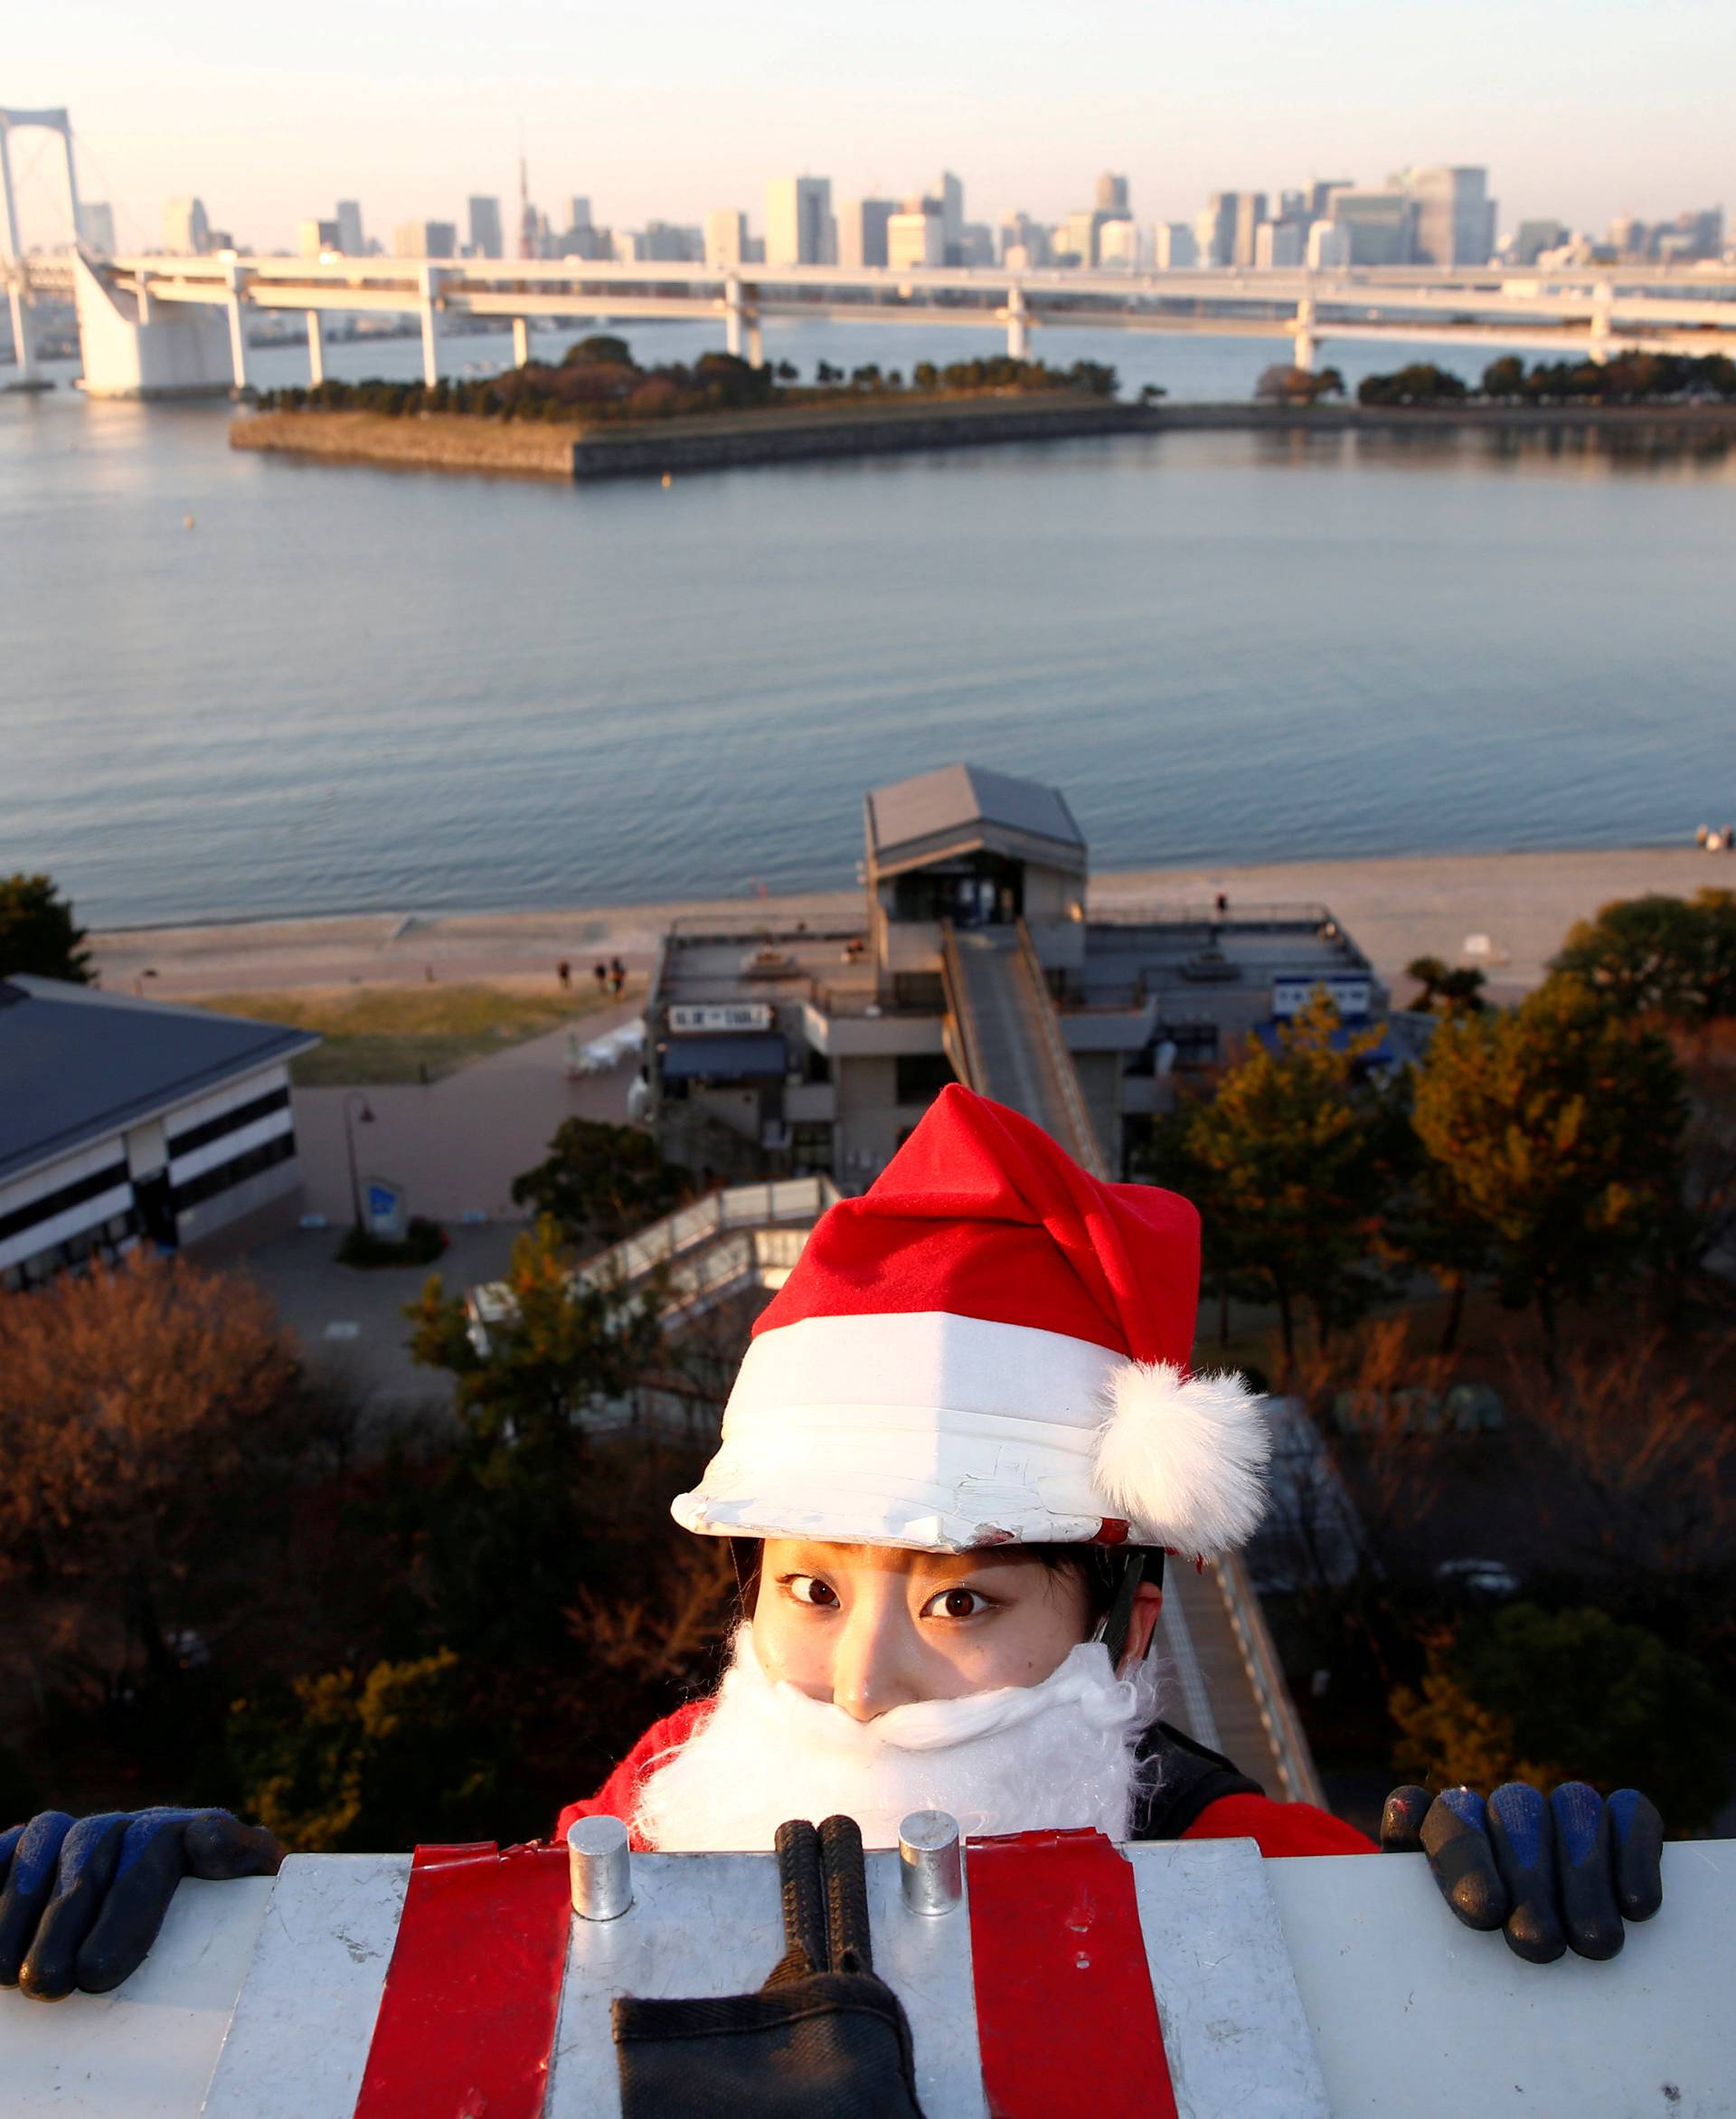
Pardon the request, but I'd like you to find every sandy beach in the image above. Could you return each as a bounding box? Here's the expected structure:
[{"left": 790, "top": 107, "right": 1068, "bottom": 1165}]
[{"left": 90, "top": 844, "right": 1730, "bottom": 1007}]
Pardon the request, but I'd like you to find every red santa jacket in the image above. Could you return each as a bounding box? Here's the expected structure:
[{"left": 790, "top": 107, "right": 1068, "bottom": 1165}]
[{"left": 556, "top": 1698, "right": 1375, "bottom": 1858}]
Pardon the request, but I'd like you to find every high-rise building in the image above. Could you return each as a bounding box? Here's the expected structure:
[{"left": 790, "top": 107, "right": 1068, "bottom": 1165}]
[
  {"left": 929, "top": 171, "right": 965, "bottom": 261},
  {"left": 391, "top": 221, "right": 457, "bottom": 259},
  {"left": 642, "top": 221, "right": 700, "bottom": 262},
  {"left": 1309, "top": 179, "right": 1355, "bottom": 221},
  {"left": 79, "top": 202, "right": 117, "bottom": 255},
  {"left": 1606, "top": 213, "right": 1647, "bottom": 259},
  {"left": 1327, "top": 188, "right": 1417, "bottom": 266},
  {"left": 1306, "top": 220, "right": 1351, "bottom": 269},
  {"left": 1232, "top": 192, "right": 1269, "bottom": 268},
  {"left": 1394, "top": 166, "right": 1495, "bottom": 267},
  {"left": 1098, "top": 218, "right": 1141, "bottom": 269},
  {"left": 998, "top": 211, "right": 1047, "bottom": 266},
  {"left": 886, "top": 207, "right": 944, "bottom": 271},
  {"left": 162, "top": 196, "right": 211, "bottom": 254},
  {"left": 766, "top": 176, "right": 835, "bottom": 267},
  {"left": 335, "top": 200, "right": 364, "bottom": 255},
  {"left": 1095, "top": 172, "right": 1130, "bottom": 217},
  {"left": 1153, "top": 222, "right": 1198, "bottom": 270},
  {"left": 1201, "top": 194, "right": 1240, "bottom": 268},
  {"left": 467, "top": 196, "right": 504, "bottom": 259},
  {"left": 705, "top": 208, "right": 749, "bottom": 270},
  {"left": 297, "top": 218, "right": 339, "bottom": 259},
  {"left": 1509, "top": 218, "right": 1569, "bottom": 267},
  {"left": 1253, "top": 221, "right": 1303, "bottom": 269},
  {"left": 958, "top": 223, "right": 995, "bottom": 266},
  {"left": 836, "top": 198, "right": 894, "bottom": 269},
  {"left": 1056, "top": 209, "right": 1099, "bottom": 266},
  {"left": 570, "top": 196, "right": 593, "bottom": 233}
]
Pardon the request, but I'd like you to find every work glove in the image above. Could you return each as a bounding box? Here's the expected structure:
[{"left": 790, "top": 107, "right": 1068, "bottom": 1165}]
[
  {"left": 1381, "top": 1782, "right": 1663, "bottom": 1964},
  {"left": 611, "top": 1813, "right": 926, "bottom": 2119},
  {"left": 0, "top": 1807, "right": 283, "bottom": 2001}
]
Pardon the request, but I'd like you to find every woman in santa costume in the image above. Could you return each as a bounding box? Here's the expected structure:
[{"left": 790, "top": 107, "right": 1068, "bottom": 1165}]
[{"left": 561, "top": 1083, "right": 1356, "bottom": 1859}]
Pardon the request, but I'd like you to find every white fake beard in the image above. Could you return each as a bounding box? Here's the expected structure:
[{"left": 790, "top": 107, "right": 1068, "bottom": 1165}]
[{"left": 634, "top": 1629, "right": 1165, "bottom": 1853}]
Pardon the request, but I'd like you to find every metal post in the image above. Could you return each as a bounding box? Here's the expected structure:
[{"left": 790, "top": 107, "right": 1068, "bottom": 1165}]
[
  {"left": 307, "top": 308, "right": 325, "bottom": 387},
  {"left": 568, "top": 1816, "right": 632, "bottom": 1920},
  {"left": 57, "top": 115, "right": 83, "bottom": 249},
  {"left": 512, "top": 315, "right": 530, "bottom": 367},
  {"left": 899, "top": 1812, "right": 963, "bottom": 1916},
  {"left": 420, "top": 263, "right": 439, "bottom": 386},
  {"left": 344, "top": 1093, "right": 366, "bottom": 1230}
]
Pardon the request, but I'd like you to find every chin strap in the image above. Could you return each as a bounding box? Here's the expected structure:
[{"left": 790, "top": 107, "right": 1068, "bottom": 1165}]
[{"left": 1099, "top": 1548, "right": 1165, "bottom": 1671}]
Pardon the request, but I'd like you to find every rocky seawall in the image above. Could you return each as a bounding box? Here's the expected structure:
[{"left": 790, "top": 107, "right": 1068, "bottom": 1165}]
[{"left": 230, "top": 397, "right": 1736, "bottom": 482}]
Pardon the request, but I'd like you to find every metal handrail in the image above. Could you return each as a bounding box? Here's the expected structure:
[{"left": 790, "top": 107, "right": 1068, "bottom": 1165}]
[
  {"left": 1014, "top": 919, "right": 1105, "bottom": 1177},
  {"left": 1214, "top": 1549, "right": 1330, "bottom": 1809},
  {"left": 938, "top": 921, "right": 991, "bottom": 1093}
]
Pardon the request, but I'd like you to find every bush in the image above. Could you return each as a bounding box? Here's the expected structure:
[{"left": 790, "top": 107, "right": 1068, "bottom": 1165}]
[
  {"left": 335, "top": 1216, "right": 448, "bottom": 1269},
  {"left": 1390, "top": 1603, "right": 1733, "bottom": 1828}
]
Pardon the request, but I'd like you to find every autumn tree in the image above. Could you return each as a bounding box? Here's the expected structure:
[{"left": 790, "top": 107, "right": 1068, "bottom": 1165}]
[
  {"left": 510, "top": 1118, "right": 690, "bottom": 1252},
  {"left": 0, "top": 1252, "right": 302, "bottom": 1689},
  {"left": 1179, "top": 992, "right": 1399, "bottom": 1366},
  {"left": 1403, "top": 955, "right": 1486, "bottom": 1017},
  {"left": 1551, "top": 890, "right": 1736, "bottom": 1031},
  {"left": 1390, "top": 1605, "right": 1732, "bottom": 1829},
  {"left": 0, "top": 873, "right": 92, "bottom": 985},
  {"left": 1410, "top": 979, "right": 1688, "bottom": 1356}
]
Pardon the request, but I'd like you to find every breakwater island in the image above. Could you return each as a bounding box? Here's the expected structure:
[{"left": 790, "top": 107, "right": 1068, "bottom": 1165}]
[{"left": 228, "top": 340, "right": 1736, "bottom": 481}]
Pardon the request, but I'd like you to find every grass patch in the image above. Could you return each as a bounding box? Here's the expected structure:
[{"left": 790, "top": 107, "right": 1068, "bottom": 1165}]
[{"left": 191, "top": 981, "right": 621, "bottom": 1086}]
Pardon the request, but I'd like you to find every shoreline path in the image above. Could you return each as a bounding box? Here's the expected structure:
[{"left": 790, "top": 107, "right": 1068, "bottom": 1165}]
[{"left": 91, "top": 845, "right": 1729, "bottom": 1011}]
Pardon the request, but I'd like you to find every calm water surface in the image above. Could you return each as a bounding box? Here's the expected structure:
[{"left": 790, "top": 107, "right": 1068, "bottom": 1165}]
[{"left": 2, "top": 321, "right": 1731, "bottom": 927}]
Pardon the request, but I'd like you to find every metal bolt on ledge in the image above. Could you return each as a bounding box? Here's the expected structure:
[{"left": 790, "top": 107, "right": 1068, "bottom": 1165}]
[
  {"left": 899, "top": 1810, "right": 963, "bottom": 1916},
  {"left": 568, "top": 1815, "right": 633, "bottom": 1921}
]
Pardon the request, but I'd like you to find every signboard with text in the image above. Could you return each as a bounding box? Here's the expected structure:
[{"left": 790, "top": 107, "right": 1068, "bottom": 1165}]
[
  {"left": 1271, "top": 975, "right": 1372, "bottom": 1019},
  {"left": 668, "top": 1003, "right": 775, "bottom": 1034}
]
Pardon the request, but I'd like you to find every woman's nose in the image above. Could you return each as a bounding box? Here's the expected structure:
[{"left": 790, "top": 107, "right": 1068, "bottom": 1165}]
[{"left": 830, "top": 1598, "right": 921, "bottom": 1721}]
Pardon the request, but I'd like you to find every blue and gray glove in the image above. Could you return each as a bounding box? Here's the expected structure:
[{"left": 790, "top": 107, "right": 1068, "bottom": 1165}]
[
  {"left": 0, "top": 1807, "right": 282, "bottom": 2001},
  {"left": 1381, "top": 1782, "right": 1664, "bottom": 1963}
]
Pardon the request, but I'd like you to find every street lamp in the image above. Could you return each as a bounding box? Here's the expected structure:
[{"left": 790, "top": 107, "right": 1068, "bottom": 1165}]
[{"left": 344, "top": 1093, "right": 375, "bottom": 1230}]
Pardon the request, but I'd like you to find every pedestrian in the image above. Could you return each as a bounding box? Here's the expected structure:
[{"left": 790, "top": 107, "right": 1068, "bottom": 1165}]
[
  {"left": 593, "top": 961, "right": 609, "bottom": 994},
  {"left": 557, "top": 958, "right": 571, "bottom": 990},
  {"left": 609, "top": 954, "right": 627, "bottom": 997},
  {"left": 1215, "top": 891, "right": 1229, "bottom": 917}
]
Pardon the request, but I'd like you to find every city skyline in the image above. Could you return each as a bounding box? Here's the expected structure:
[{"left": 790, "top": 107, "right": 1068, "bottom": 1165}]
[{"left": 7, "top": 0, "right": 1731, "bottom": 253}]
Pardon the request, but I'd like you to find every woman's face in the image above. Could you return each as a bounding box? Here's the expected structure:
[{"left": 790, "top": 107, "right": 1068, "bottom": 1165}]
[{"left": 751, "top": 1539, "right": 1161, "bottom": 1722}]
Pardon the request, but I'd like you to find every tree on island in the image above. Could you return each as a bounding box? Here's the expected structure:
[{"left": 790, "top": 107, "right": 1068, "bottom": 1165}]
[
  {"left": 1256, "top": 364, "right": 1345, "bottom": 405},
  {"left": 1357, "top": 364, "right": 1469, "bottom": 407},
  {"left": 561, "top": 335, "right": 633, "bottom": 368},
  {"left": 0, "top": 872, "right": 92, "bottom": 984}
]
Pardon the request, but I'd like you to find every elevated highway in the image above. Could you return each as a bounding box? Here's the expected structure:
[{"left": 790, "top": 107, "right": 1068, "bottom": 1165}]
[{"left": 11, "top": 243, "right": 1736, "bottom": 395}]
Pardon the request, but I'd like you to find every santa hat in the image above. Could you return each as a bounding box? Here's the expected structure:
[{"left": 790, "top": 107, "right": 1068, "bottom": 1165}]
[{"left": 671, "top": 1084, "right": 1269, "bottom": 1558}]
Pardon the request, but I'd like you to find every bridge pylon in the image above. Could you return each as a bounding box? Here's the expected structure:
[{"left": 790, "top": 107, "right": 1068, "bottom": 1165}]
[{"left": 0, "top": 106, "right": 83, "bottom": 384}]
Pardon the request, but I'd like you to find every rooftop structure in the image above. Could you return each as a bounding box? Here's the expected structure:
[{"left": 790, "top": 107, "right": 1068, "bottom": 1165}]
[
  {"left": 646, "top": 764, "right": 1384, "bottom": 1190},
  {"left": 0, "top": 977, "right": 317, "bottom": 1290}
]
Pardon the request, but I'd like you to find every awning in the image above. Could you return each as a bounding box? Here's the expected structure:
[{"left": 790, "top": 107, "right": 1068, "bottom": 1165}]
[{"left": 659, "top": 1033, "right": 788, "bottom": 1083}]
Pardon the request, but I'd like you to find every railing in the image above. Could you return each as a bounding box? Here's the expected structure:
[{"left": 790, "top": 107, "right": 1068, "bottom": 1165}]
[
  {"left": 1087, "top": 902, "right": 1339, "bottom": 932},
  {"left": 1213, "top": 1548, "right": 1331, "bottom": 1809},
  {"left": 581, "top": 1176, "right": 839, "bottom": 1291},
  {"left": 938, "top": 922, "right": 990, "bottom": 1093},
  {"left": 1014, "top": 919, "right": 1105, "bottom": 1176}
]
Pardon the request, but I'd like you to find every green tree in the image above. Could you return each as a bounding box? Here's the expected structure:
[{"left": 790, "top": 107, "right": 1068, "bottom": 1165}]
[
  {"left": 1180, "top": 991, "right": 1397, "bottom": 1365},
  {"left": 1481, "top": 355, "right": 1526, "bottom": 400},
  {"left": 1390, "top": 1605, "right": 1732, "bottom": 1830},
  {"left": 1404, "top": 954, "right": 1487, "bottom": 1016},
  {"left": 1410, "top": 979, "right": 1688, "bottom": 1355},
  {"left": 562, "top": 335, "right": 633, "bottom": 367},
  {"left": 407, "top": 1216, "right": 664, "bottom": 1470},
  {"left": 228, "top": 1650, "right": 500, "bottom": 1851},
  {"left": 0, "top": 873, "right": 92, "bottom": 984},
  {"left": 1256, "top": 364, "right": 1344, "bottom": 405},
  {"left": 509, "top": 1117, "right": 690, "bottom": 1250},
  {"left": 1551, "top": 890, "right": 1736, "bottom": 1031}
]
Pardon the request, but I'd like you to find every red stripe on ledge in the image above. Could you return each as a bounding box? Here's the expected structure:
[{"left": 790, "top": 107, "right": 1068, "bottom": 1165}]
[
  {"left": 966, "top": 1828, "right": 1178, "bottom": 2119},
  {"left": 351, "top": 1840, "right": 571, "bottom": 2119}
]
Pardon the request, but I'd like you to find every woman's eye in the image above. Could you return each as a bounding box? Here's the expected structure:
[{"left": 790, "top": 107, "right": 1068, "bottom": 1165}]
[
  {"left": 785, "top": 1575, "right": 839, "bottom": 1609},
  {"left": 922, "top": 1586, "right": 988, "bottom": 1621}
]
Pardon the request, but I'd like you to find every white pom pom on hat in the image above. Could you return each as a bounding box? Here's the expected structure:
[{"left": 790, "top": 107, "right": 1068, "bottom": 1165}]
[{"left": 671, "top": 1084, "right": 1272, "bottom": 1559}]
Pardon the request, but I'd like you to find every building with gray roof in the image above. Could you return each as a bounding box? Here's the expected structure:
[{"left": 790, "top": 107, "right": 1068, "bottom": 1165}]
[{"left": 0, "top": 977, "right": 318, "bottom": 1291}]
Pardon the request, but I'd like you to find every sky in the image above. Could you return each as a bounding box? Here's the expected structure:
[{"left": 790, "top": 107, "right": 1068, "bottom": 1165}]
[{"left": 8, "top": 0, "right": 1731, "bottom": 253}]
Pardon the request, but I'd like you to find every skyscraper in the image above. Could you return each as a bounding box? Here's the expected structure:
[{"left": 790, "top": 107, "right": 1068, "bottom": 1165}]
[
  {"left": 335, "top": 200, "right": 364, "bottom": 255},
  {"left": 162, "top": 196, "right": 210, "bottom": 254},
  {"left": 467, "top": 196, "right": 504, "bottom": 260},
  {"left": 1327, "top": 189, "right": 1418, "bottom": 266},
  {"left": 705, "top": 209, "right": 748, "bottom": 270},
  {"left": 1153, "top": 222, "right": 1198, "bottom": 270},
  {"left": 886, "top": 206, "right": 944, "bottom": 270},
  {"left": 1395, "top": 166, "right": 1495, "bottom": 267},
  {"left": 765, "top": 176, "right": 835, "bottom": 266},
  {"left": 1201, "top": 194, "right": 1240, "bottom": 268},
  {"left": 836, "top": 198, "right": 894, "bottom": 269},
  {"left": 1095, "top": 172, "right": 1130, "bottom": 217},
  {"left": 297, "top": 218, "right": 339, "bottom": 259},
  {"left": 929, "top": 171, "right": 965, "bottom": 261},
  {"left": 1232, "top": 192, "right": 1269, "bottom": 268}
]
